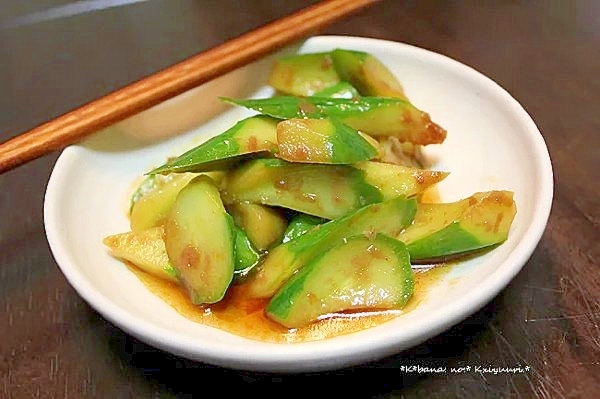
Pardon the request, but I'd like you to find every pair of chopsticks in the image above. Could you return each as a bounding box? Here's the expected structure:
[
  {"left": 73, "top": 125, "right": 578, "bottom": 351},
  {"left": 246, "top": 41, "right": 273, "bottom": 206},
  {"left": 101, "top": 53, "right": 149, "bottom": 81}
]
[{"left": 0, "top": 0, "right": 380, "bottom": 174}]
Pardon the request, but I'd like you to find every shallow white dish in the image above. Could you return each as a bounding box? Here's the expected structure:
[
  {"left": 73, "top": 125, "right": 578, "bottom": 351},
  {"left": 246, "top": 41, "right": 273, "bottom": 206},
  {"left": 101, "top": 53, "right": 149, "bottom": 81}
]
[{"left": 44, "top": 35, "right": 553, "bottom": 373}]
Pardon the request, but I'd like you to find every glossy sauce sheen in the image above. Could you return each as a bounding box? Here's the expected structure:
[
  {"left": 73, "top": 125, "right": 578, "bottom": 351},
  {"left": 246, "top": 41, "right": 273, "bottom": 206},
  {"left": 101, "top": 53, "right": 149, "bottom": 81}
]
[
  {"left": 128, "top": 264, "right": 450, "bottom": 343},
  {"left": 128, "top": 188, "right": 446, "bottom": 342}
]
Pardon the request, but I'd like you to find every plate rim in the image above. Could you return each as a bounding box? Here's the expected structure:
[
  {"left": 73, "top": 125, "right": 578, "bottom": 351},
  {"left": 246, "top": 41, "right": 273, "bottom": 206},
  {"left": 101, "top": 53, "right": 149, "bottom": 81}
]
[{"left": 43, "top": 34, "right": 554, "bottom": 373}]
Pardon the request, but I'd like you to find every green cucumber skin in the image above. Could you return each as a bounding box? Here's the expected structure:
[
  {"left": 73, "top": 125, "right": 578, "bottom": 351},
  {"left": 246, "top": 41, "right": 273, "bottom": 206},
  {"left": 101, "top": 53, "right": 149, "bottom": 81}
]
[
  {"left": 281, "top": 213, "right": 325, "bottom": 243},
  {"left": 327, "top": 118, "right": 379, "bottom": 163},
  {"left": 222, "top": 96, "right": 446, "bottom": 145},
  {"left": 405, "top": 222, "right": 481, "bottom": 262},
  {"left": 246, "top": 196, "right": 417, "bottom": 298},
  {"left": 329, "top": 49, "right": 370, "bottom": 95},
  {"left": 284, "top": 197, "right": 416, "bottom": 256},
  {"left": 313, "top": 81, "right": 360, "bottom": 99},
  {"left": 268, "top": 52, "right": 340, "bottom": 97},
  {"left": 330, "top": 48, "right": 408, "bottom": 100},
  {"left": 231, "top": 223, "right": 263, "bottom": 282},
  {"left": 332, "top": 48, "right": 368, "bottom": 61},
  {"left": 221, "top": 96, "right": 409, "bottom": 121},
  {"left": 276, "top": 118, "right": 379, "bottom": 165},
  {"left": 227, "top": 202, "right": 287, "bottom": 252},
  {"left": 223, "top": 158, "right": 446, "bottom": 220},
  {"left": 232, "top": 222, "right": 262, "bottom": 272},
  {"left": 150, "top": 115, "right": 278, "bottom": 174},
  {"left": 266, "top": 233, "right": 414, "bottom": 328},
  {"left": 400, "top": 191, "right": 516, "bottom": 262},
  {"left": 223, "top": 158, "right": 383, "bottom": 220},
  {"left": 164, "top": 176, "right": 235, "bottom": 305},
  {"left": 276, "top": 117, "right": 378, "bottom": 164},
  {"left": 405, "top": 221, "right": 506, "bottom": 263}
]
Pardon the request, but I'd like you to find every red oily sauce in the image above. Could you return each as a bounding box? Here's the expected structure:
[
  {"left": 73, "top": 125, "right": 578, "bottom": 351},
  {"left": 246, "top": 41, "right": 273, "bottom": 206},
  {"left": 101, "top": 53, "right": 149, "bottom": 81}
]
[
  {"left": 124, "top": 186, "right": 447, "bottom": 343},
  {"left": 127, "top": 263, "right": 450, "bottom": 343}
]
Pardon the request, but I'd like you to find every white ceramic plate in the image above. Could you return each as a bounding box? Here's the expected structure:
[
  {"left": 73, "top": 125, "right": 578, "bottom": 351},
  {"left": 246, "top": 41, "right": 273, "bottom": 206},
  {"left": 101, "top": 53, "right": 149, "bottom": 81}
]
[{"left": 44, "top": 36, "right": 553, "bottom": 373}]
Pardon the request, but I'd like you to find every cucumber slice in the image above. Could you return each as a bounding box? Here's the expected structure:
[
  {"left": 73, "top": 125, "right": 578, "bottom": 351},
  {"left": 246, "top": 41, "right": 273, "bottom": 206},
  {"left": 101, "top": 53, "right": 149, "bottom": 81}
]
[
  {"left": 227, "top": 202, "right": 287, "bottom": 251},
  {"left": 221, "top": 158, "right": 447, "bottom": 220},
  {"left": 313, "top": 81, "right": 360, "bottom": 99},
  {"left": 221, "top": 158, "right": 381, "bottom": 219},
  {"left": 266, "top": 233, "right": 414, "bottom": 328},
  {"left": 232, "top": 223, "right": 262, "bottom": 280},
  {"left": 354, "top": 161, "right": 448, "bottom": 199},
  {"left": 267, "top": 52, "right": 340, "bottom": 96},
  {"left": 398, "top": 191, "right": 517, "bottom": 262},
  {"left": 221, "top": 96, "right": 446, "bottom": 145},
  {"left": 245, "top": 196, "right": 416, "bottom": 298},
  {"left": 164, "top": 175, "right": 235, "bottom": 304},
  {"left": 276, "top": 117, "right": 379, "bottom": 164},
  {"left": 150, "top": 115, "right": 278, "bottom": 175},
  {"left": 281, "top": 213, "right": 325, "bottom": 243},
  {"left": 330, "top": 48, "right": 407, "bottom": 99},
  {"left": 103, "top": 226, "right": 178, "bottom": 283},
  {"left": 129, "top": 173, "right": 197, "bottom": 231}
]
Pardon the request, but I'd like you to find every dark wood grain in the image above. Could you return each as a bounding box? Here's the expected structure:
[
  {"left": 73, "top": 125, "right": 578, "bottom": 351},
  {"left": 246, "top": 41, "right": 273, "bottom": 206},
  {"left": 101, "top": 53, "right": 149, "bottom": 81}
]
[{"left": 1, "top": 1, "right": 599, "bottom": 397}]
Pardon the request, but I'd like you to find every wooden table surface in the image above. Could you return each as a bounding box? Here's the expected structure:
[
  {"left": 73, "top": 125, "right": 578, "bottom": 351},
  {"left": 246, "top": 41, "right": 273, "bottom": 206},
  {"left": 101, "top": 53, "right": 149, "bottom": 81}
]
[{"left": 1, "top": 1, "right": 598, "bottom": 397}]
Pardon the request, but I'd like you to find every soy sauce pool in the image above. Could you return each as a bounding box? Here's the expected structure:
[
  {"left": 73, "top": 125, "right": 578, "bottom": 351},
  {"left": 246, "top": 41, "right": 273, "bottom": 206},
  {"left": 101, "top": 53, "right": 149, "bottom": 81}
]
[{"left": 128, "top": 264, "right": 451, "bottom": 343}]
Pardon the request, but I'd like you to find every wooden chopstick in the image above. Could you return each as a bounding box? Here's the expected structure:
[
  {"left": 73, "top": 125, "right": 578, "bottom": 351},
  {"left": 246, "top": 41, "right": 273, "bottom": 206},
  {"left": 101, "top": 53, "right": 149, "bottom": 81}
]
[{"left": 0, "top": 0, "right": 379, "bottom": 174}]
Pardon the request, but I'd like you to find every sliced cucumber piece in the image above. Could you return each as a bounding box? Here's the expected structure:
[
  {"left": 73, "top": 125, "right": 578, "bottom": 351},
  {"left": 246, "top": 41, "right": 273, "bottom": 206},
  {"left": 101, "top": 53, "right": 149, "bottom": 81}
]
[
  {"left": 232, "top": 223, "right": 262, "bottom": 279},
  {"left": 245, "top": 196, "right": 417, "bottom": 298},
  {"left": 266, "top": 233, "right": 414, "bottom": 328},
  {"left": 164, "top": 175, "right": 235, "bottom": 304},
  {"left": 103, "top": 226, "right": 178, "bottom": 283},
  {"left": 281, "top": 213, "right": 325, "bottom": 243},
  {"left": 221, "top": 158, "right": 381, "bottom": 219},
  {"left": 398, "top": 191, "right": 517, "bottom": 262},
  {"left": 222, "top": 158, "right": 447, "bottom": 219},
  {"left": 330, "top": 48, "right": 407, "bottom": 99},
  {"left": 129, "top": 172, "right": 197, "bottom": 231},
  {"left": 313, "top": 81, "right": 360, "bottom": 99},
  {"left": 150, "top": 115, "right": 278, "bottom": 175},
  {"left": 276, "top": 117, "right": 379, "bottom": 164},
  {"left": 221, "top": 96, "right": 446, "bottom": 145},
  {"left": 267, "top": 52, "right": 340, "bottom": 96},
  {"left": 354, "top": 161, "right": 448, "bottom": 199},
  {"left": 227, "top": 202, "right": 287, "bottom": 251}
]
